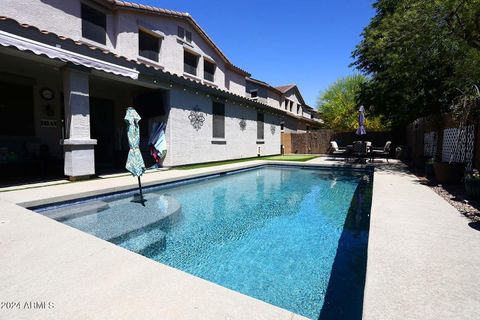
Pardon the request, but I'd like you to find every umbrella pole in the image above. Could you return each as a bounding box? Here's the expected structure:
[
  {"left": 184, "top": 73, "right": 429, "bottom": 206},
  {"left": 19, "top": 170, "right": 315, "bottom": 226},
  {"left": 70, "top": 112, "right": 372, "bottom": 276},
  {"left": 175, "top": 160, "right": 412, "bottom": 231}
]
[{"left": 137, "top": 176, "right": 145, "bottom": 206}]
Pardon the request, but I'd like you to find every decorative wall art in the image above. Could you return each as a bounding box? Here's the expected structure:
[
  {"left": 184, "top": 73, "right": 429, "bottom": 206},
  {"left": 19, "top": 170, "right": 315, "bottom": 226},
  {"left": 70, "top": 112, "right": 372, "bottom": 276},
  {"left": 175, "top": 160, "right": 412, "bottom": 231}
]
[
  {"left": 239, "top": 118, "right": 246, "bottom": 131},
  {"left": 188, "top": 106, "right": 205, "bottom": 131}
]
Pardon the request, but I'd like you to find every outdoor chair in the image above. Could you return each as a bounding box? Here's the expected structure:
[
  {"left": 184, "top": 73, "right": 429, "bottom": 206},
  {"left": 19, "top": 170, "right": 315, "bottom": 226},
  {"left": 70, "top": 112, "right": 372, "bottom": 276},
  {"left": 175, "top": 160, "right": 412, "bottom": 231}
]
[
  {"left": 352, "top": 141, "right": 368, "bottom": 162},
  {"left": 328, "top": 141, "right": 349, "bottom": 161},
  {"left": 371, "top": 141, "right": 392, "bottom": 163}
]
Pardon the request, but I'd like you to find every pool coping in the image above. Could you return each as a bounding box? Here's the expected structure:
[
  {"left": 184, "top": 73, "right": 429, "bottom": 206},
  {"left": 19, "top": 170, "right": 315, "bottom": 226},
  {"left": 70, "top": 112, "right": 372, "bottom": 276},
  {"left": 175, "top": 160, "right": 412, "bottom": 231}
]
[
  {"left": 1, "top": 160, "right": 370, "bottom": 209},
  {"left": 29, "top": 162, "right": 372, "bottom": 212},
  {"left": 0, "top": 160, "right": 369, "bottom": 320}
]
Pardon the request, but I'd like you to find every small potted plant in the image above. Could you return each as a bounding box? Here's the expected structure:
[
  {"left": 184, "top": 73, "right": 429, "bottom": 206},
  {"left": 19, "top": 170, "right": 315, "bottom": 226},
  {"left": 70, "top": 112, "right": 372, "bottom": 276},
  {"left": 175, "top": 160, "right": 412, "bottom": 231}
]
[
  {"left": 433, "top": 161, "right": 465, "bottom": 184},
  {"left": 465, "top": 169, "right": 480, "bottom": 199},
  {"left": 425, "top": 157, "right": 435, "bottom": 177}
]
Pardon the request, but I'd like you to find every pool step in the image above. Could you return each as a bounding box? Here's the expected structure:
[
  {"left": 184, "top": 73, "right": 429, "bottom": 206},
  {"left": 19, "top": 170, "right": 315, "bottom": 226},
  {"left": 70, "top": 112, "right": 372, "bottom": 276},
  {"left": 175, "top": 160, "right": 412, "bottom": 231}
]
[
  {"left": 60, "top": 194, "right": 181, "bottom": 241},
  {"left": 42, "top": 201, "right": 109, "bottom": 222},
  {"left": 117, "top": 228, "right": 167, "bottom": 256}
]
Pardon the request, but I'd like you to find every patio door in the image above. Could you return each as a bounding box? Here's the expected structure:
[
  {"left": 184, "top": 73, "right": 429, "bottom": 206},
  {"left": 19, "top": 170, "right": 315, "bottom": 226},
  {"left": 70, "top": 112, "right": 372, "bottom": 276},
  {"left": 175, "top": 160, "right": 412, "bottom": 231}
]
[
  {"left": 0, "top": 80, "right": 34, "bottom": 136},
  {"left": 90, "top": 97, "right": 115, "bottom": 172}
]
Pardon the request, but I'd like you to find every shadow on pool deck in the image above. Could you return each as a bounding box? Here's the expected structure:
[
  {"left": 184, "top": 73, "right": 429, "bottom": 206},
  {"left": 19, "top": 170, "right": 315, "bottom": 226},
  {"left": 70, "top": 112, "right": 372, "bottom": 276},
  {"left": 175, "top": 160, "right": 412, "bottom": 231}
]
[
  {"left": 468, "top": 221, "right": 480, "bottom": 231},
  {"left": 318, "top": 173, "right": 372, "bottom": 320}
]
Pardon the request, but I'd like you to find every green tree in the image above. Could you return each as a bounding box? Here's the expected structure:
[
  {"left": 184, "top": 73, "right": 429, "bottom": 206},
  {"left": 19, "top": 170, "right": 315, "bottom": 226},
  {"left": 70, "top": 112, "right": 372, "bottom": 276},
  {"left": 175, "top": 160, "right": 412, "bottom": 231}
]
[
  {"left": 352, "top": 0, "right": 480, "bottom": 127},
  {"left": 317, "top": 75, "right": 389, "bottom": 131}
]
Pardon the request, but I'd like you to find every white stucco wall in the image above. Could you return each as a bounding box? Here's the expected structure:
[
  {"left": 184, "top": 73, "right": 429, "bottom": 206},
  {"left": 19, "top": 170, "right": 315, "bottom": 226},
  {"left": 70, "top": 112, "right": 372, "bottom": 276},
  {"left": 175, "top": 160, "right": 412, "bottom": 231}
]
[
  {"left": 115, "top": 13, "right": 229, "bottom": 90},
  {"left": 303, "top": 109, "right": 311, "bottom": 119},
  {"left": 283, "top": 117, "right": 298, "bottom": 133},
  {"left": 2, "top": 0, "right": 315, "bottom": 170},
  {"left": 286, "top": 91, "right": 300, "bottom": 105},
  {"left": 266, "top": 90, "right": 281, "bottom": 109},
  {"left": 164, "top": 87, "right": 280, "bottom": 166},
  {"left": 1, "top": 0, "right": 247, "bottom": 95},
  {"left": 1, "top": 0, "right": 117, "bottom": 50},
  {"left": 225, "top": 69, "right": 246, "bottom": 97}
]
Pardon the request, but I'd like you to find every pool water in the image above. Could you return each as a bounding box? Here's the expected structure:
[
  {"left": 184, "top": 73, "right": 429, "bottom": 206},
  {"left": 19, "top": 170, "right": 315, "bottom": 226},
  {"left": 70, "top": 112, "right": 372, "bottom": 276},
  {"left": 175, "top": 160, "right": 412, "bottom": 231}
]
[{"left": 37, "top": 166, "right": 372, "bottom": 319}]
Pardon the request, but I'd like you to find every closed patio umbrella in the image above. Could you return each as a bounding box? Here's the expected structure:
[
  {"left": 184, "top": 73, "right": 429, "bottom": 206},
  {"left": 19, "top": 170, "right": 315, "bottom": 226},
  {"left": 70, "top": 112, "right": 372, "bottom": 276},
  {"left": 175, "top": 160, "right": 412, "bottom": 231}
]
[
  {"left": 354, "top": 105, "right": 369, "bottom": 163},
  {"left": 356, "top": 105, "right": 366, "bottom": 136},
  {"left": 125, "top": 107, "right": 146, "bottom": 206}
]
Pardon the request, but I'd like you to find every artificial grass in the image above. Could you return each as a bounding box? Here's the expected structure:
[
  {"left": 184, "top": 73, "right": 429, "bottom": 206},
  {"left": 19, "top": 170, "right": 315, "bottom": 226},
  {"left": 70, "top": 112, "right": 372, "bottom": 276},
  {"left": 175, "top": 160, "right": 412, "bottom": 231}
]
[
  {"left": 174, "top": 154, "right": 318, "bottom": 170},
  {"left": 261, "top": 155, "right": 318, "bottom": 162}
]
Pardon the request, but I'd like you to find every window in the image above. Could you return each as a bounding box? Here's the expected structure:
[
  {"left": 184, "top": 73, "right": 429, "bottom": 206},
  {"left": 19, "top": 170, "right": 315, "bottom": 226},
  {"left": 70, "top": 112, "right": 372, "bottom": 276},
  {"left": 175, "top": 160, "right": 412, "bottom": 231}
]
[
  {"left": 81, "top": 3, "right": 106, "bottom": 45},
  {"left": 212, "top": 102, "right": 225, "bottom": 139},
  {"left": 177, "top": 26, "right": 185, "bottom": 39},
  {"left": 138, "top": 30, "right": 160, "bottom": 61},
  {"left": 0, "top": 81, "right": 34, "bottom": 136},
  {"left": 185, "top": 30, "right": 192, "bottom": 43},
  {"left": 178, "top": 26, "right": 192, "bottom": 43},
  {"left": 184, "top": 51, "right": 198, "bottom": 75},
  {"left": 289, "top": 101, "right": 293, "bottom": 112},
  {"left": 297, "top": 105, "right": 301, "bottom": 114},
  {"left": 250, "top": 89, "right": 258, "bottom": 98},
  {"left": 257, "top": 112, "right": 264, "bottom": 140},
  {"left": 204, "top": 60, "right": 216, "bottom": 82},
  {"left": 284, "top": 100, "right": 288, "bottom": 110}
]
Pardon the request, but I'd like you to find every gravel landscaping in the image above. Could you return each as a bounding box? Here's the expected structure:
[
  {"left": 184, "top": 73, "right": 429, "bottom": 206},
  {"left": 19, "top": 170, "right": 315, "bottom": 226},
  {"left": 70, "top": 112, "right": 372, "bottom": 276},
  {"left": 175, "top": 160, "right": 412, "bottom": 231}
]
[{"left": 418, "top": 177, "right": 480, "bottom": 222}]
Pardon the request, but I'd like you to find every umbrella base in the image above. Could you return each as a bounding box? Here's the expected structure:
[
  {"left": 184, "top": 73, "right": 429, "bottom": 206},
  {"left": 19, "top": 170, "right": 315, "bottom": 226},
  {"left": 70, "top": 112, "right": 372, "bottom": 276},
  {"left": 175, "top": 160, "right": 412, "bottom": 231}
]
[{"left": 131, "top": 193, "right": 147, "bottom": 206}]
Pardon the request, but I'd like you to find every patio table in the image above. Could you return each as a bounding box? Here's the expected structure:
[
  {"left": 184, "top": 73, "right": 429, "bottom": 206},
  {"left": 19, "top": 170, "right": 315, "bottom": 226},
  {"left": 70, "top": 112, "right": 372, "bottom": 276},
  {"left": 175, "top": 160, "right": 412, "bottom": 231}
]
[{"left": 348, "top": 141, "right": 373, "bottom": 163}]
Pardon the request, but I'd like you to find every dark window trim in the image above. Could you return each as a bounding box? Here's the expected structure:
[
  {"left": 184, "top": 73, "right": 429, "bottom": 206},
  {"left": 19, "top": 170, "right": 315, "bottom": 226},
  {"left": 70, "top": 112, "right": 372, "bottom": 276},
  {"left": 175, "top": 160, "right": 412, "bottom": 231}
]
[
  {"left": 212, "top": 101, "right": 225, "bottom": 139},
  {"left": 211, "top": 140, "right": 227, "bottom": 145},
  {"left": 81, "top": 3, "right": 107, "bottom": 45},
  {"left": 204, "top": 60, "right": 216, "bottom": 82},
  {"left": 138, "top": 29, "right": 160, "bottom": 62},
  {"left": 185, "top": 30, "right": 192, "bottom": 43},
  {"left": 177, "top": 26, "right": 185, "bottom": 39},
  {"left": 184, "top": 50, "right": 199, "bottom": 76},
  {"left": 178, "top": 25, "right": 193, "bottom": 44},
  {"left": 257, "top": 111, "right": 264, "bottom": 140}
]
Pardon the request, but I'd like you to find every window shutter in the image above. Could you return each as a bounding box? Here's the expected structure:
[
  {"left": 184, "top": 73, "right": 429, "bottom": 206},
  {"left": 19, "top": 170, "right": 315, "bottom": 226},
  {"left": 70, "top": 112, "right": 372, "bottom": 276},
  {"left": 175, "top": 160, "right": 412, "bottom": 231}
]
[
  {"left": 81, "top": 4, "right": 107, "bottom": 45},
  {"left": 257, "top": 112, "right": 264, "bottom": 140},
  {"left": 213, "top": 102, "right": 225, "bottom": 139},
  {"left": 177, "top": 26, "right": 185, "bottom": 38},
  {"left": 139, "top": 30, "right": 160, "bottom": 61}
]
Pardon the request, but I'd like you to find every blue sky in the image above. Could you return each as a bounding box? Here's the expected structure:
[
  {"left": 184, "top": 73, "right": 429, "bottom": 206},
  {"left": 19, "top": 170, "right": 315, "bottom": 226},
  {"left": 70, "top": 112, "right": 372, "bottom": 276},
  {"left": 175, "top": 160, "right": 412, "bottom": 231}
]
[{"left": 137, "top": 0, "right": 376, "bottom": 107}]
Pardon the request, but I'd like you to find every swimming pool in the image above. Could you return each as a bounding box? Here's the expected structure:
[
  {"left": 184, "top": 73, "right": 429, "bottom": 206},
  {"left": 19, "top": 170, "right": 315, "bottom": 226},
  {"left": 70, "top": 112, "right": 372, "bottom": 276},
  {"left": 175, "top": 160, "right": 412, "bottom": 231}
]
[{"left": 35, "top": 165, "right": 372, "bottom": 319}]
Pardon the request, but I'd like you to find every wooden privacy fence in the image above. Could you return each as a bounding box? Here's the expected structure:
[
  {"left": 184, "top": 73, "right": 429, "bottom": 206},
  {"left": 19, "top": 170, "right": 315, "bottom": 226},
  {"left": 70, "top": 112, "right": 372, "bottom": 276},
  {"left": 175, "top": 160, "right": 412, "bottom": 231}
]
[
  {"left": 281, "top": 130, "right": 393, "bottom": 154},
  {"left": 281, "top": 130, "right": 335, "bottom": 154},
  {"left": 406, "top": 114, "right": 480, "bottom": 170}
]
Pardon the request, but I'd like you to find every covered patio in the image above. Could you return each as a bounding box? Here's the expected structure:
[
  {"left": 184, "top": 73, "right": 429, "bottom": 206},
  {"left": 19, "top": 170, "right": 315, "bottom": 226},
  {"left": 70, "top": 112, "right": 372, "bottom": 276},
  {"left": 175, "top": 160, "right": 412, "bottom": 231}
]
[{"left": 0, "top": 19, "right": 170, "bottom": 186}]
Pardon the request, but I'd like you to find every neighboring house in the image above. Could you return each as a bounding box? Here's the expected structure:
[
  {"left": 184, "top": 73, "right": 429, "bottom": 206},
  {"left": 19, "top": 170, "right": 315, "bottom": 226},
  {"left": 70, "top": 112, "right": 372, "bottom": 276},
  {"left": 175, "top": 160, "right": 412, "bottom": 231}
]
[
  {"left": 0, "top": 0, "right": 322, "bottom": 180},
  {"left": 274, "top": 84, "right": 323, "bottom": 133}
]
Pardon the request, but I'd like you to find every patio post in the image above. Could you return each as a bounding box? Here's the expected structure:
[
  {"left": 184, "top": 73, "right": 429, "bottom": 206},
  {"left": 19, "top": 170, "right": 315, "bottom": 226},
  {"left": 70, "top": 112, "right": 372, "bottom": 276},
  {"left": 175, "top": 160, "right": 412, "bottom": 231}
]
[{"left": 61, "top": 67, "right": 97, "bottom": 180}]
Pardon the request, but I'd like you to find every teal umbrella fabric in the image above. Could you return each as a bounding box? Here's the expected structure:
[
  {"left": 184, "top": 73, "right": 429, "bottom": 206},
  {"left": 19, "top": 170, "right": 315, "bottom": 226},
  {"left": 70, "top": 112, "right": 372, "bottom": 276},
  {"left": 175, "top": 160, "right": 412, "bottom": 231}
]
[{"left": 124, "top": 107, "right": 146, "bottom": 177}]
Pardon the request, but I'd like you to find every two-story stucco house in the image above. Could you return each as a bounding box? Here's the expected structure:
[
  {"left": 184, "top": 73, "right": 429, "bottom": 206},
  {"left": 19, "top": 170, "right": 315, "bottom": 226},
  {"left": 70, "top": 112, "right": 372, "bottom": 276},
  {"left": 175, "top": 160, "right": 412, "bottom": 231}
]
[{"left": 0, "top": 0, "right": 322, "bottom": 180}]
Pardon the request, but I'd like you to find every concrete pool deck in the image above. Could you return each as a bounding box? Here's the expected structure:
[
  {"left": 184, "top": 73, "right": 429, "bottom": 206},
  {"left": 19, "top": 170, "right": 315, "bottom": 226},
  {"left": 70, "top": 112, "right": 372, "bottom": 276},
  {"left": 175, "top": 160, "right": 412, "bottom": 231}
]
[
  {"left": 1, "top": 158, "right": 479, "bottom": 319},
  {"left": 364, "top": 163, "right": 480, "bottom": 320}
]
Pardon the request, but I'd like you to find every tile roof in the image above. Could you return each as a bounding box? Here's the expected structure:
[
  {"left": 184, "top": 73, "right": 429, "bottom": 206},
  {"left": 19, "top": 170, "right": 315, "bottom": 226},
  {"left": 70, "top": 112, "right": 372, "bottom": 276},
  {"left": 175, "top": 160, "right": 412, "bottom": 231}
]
[
  {"left": 246, "top": 77, "right": 283, "bottom": 95},
  {"left": 274, "top": 84, "right": 311, "bottom": 108},
  {"left": 274, "top": 84, "right": 296, "bottom": 93},
  {"left": 104, "top": 0, "right": 250, "bottom": 76}
]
